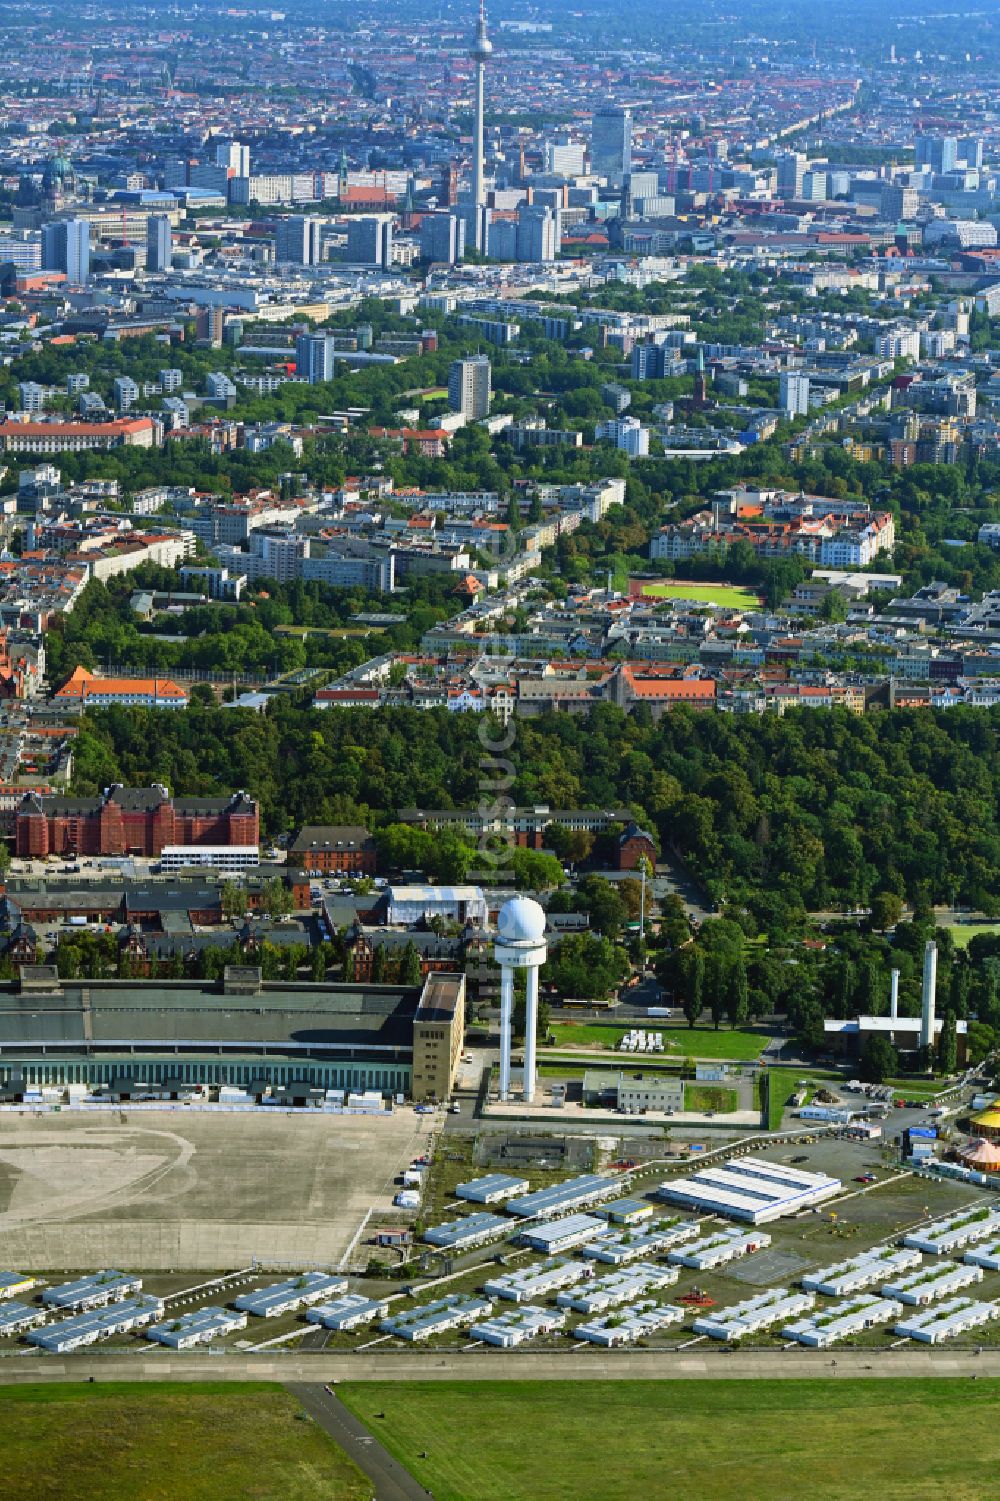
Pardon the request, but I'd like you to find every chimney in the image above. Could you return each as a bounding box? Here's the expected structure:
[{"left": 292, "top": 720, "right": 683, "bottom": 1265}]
[
  {"left": 920, "top": 941, "right": 937, "bottom": 1050},
  {"left": 889, "top": 968, "right": 899, "bottom": 1023}
]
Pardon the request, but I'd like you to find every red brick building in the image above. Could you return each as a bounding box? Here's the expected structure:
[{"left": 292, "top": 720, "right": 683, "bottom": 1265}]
[
  {"left": 290, "top": 825, "right": 376, "bottom": 875},
  {"left": 617, "top": 822, "right": 657, "bottom": 871},
  {"left": 15, "top": 784, "right": 259, "bottom": 859}
]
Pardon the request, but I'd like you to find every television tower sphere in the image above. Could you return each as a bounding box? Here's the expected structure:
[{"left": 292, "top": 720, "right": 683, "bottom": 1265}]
[
  {"left": 470, "top": 3, "right": 492, "bottom": 61},
  {"left": 496, "top": 894, "right": 546, "bottom": 946}
]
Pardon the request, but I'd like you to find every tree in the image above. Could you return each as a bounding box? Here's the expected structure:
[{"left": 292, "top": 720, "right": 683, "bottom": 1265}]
[
  {"left": 937, "top": 1012, "right": 958, "bottom": 1076},
  {"left": 545, "top": 824, "right": 593, "bottom": 868},
  {"left": 371, "top": 943, "right": 388, "bottom": 984},
  {"left": 680, "top": 946, "right": 705, "bottom": 1028},
  {"left": 221, "top": 880, "right": 244, "bottom": 921},
  {"left": 859, "top": 1034, "right": 898, "bottom": 1085},
  {"left": 576, "top": 875, "right": 627, "bottom": 940},
  {"left": 706, "top": 952, "right": 728, "bottom": 1030},
  {"left": 726, "top": 954, "right": 750, "bottom": 1028},
  {"left": 541, "top": 932, "right": 628, "bottom": 1002},
  {"left": 400, "top": 941, "right": 422, "bottom": 987},
  {"left": 869, "top": 891, "right": 903, "bottom": 931},
  {"left": 261, "top": 875, "right": 293, "bottom": 917},
  {"left": 966, "top": 1021, "right": 995, "bottom": 1066},
  {"left": 509, "top": 848, "right": 564, "bottom": 891},
  {"left": 513, "top": 991, "right": 551, "bottom": 1044}
]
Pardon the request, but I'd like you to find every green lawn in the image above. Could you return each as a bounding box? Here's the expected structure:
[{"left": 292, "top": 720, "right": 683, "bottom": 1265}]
[
  {"left": 941, "top": 921, "right": 1000, "bottom": 951},
  {"left": 0, "top": 1382, "right": 371, "bottom": 1501},
  {"left": 765, "top": 1069, "right": 803, "bottom": 1129},
  {"left": 547, "top": 1021, "right": 772, "bottom": 1060},
  {"left": 340, "top": 1379, "right": 1000, "bottom": 1501},
  {"left": 884, "top": 1077, "right": 945, "bottom": 1099},
  {"left": 637, "top": 580, "right": 762, "bottom": 610},
  {"left": 683, "top": 1083, "right": 739, "bottom": 1113}
]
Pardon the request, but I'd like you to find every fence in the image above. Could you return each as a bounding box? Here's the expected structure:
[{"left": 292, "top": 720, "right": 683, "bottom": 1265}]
[
  {"left": 101, "top": 664, "right": 269, "bottom": 687},
  {"left": 0, "top": 1101, "right": 393, "bottom": 1119}
]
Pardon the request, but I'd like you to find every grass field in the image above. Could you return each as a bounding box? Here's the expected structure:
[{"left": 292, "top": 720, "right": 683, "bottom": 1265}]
[
  {"left": 765, "top": 1069, "right": 803, "bottom": 1129},
  {"left": 341, "top": 1379, "right": 1000, "bottom": 1501},
  {"left": 637, "top": 580, "right": 762, "bottom": 610},
  {"left": 941, "top": 922, "right": 1000, "bottom": 951},
  {"left": 547, "top": 1022, "right": 772, "bottom": 1060},
  {"left": 885, "top": 1076, "right": 945, "bottom": 1100},
  {"left": 0, "top": 1382, "right": 371, "bottom": 1501},
  {"left": 684, "top": 1083, "right": 739, "bottom": 1113}
]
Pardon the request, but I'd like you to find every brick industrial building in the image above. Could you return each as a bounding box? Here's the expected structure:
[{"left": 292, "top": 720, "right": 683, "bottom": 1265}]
[
  {"left": 290, "top": 824, "right": 377, "bottom": 874},
  {"left": 15, "top": 784, "right": 259, "bottom": 858}
]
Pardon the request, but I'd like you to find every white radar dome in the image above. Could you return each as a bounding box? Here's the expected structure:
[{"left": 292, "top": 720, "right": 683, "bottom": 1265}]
[{"left": 497, "top": 895, "right": 546, "bottom": 944}]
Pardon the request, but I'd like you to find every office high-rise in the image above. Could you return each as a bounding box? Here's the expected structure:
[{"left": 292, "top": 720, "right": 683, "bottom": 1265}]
[
  {"left": 448, "top": 355, "right": 491, "bottom": 420},
  {"left": 275, "top": 215, "right": 323, "bottom": 265},
  {"left": 915, "top": 135, "right": 958, "bottom": 174},
  {"left": 146, "top": 214, "right": 172, "bottom": 273},
  {"left": 216, "top": 141, "right": 250, "bottom": 177},
  {"left": 516, "top": 205, "right": 559, "bottom": 262},
  {"left": 957, "top": 136, "right": 984, "bottom": 170},
  {"left": 346, "top": 215, "right": 392, "bottom": 267},
  {"left": 41, "top": 218, "right": 90, "bottom": 284},
  {"left": 420, "top": 211, "right": 466, "bottom": 265},
  {"left": 800, "top": 171, "right": 828, "bottom": 202},
  {"left": 195, "top": 306, "right": 224, "bottom": 346},
  {"left": 295, "top": 333, "right": 337, "bottom": 384},
  {"left": 776, "top": 151, "right": 806, "bottom": 200},
  {"left": 591, "top": 107, "right": 632, "bottom": 182},
  {"left": 544, "top": 140, "right": 586, "bottom": 177},
  {"left": 779, "top": 371, "right": 811, "bottom": 417}
]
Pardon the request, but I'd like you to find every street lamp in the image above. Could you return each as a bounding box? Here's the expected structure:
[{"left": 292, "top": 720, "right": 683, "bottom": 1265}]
[{"left": 637, "top": 854, "right": 652, "bottom": 940}]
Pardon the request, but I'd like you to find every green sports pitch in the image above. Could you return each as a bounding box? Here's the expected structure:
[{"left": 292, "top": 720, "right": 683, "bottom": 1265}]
[
  {"left": 941, "top": 921, "right": 1000, "bottom": 951},
  {"left": 634, "top": 580, "right": 763, "bottom": 609}
]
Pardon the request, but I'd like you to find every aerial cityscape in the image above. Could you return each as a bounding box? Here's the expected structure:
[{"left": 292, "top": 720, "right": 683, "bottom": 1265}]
[{"left": 0, "top": 0, "right": 1000, "bottom": 1494}]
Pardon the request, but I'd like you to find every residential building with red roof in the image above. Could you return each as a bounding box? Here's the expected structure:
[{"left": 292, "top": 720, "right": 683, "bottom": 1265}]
[
  {"left": 54, "top": 666, "right": 188, "bottom": 710},
  {"left": 0, "top": 418, "right": 155, "bottom": 454}
]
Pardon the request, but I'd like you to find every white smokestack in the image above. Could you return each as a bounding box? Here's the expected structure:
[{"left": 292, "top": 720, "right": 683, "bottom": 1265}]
[
  {"left": 890, "top": 968, "right": 899, "bottom": 1024},
  {"left": 920, "top": 942, "right": 937, "bottom": 1050}
]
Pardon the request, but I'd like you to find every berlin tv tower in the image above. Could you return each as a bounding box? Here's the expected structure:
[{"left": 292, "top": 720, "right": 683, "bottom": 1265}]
[{"left": 469, "top": 0, "right": 492, "bottom": 250}]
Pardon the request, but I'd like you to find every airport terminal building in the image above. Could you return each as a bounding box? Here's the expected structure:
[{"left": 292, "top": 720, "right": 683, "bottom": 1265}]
[{"left": 0, "top": 965, "right": 465, "bottom": 1101}]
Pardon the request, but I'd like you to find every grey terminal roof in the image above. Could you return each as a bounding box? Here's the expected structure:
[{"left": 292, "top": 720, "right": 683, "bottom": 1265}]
[{"left": 0, "top": 972, "right": 428, "bottom": 1063}]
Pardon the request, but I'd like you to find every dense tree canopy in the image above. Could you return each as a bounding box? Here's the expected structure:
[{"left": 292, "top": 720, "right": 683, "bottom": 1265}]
[{"left": 70, "top": 700, "right": 1000, "bottom": 921}]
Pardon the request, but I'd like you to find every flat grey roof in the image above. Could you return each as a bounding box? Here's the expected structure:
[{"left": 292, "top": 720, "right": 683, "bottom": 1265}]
[
  {"left": 455, "top": 1173, "right": 529, "bottom": 1203},
  {"left": 0, "top": 978, "right": 424, "bottom": 1053},
  {"left": 42, "top": 1270, "right": 139, "bottom": 1306},
  {"left": 422, "top": 1212, "right": 509, "bottom": 1248},
  {"left": 233, "top": 1272, "right": 346, "bottom": 1316},
  {"left": 505, "top": 1175, "right": 616, "bottom": 1219}
]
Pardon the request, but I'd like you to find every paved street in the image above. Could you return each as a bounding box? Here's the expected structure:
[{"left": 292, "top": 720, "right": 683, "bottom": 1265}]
[
  {"left": 288, "top": 1383, "right": 432, "bottom": 1501},
  {"left": 5, "top": 1346, "right": 1000, "bottom": 1384}
]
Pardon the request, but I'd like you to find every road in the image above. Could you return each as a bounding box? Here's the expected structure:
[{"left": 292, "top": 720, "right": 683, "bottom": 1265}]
[
  {"left": 288, "top": 1382, "right": 432, "bottom": 1501},
  {"left": 3, "top": 1347, "right": 1000, "bottom": 1383}
]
